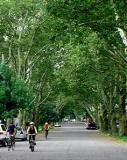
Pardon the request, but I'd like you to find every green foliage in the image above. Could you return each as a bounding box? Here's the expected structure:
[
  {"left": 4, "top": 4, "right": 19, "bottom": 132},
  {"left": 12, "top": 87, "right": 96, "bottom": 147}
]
[
  {"left": 11, "top": 78, "right": 32, "bottom": 107},
  {"left": 0, "top": 104, "right": 6, "bottom": 115},
  {"left": 0, "top": 0, "right": 127, "bottom": 136},
  {"left": 45, "top": 0, "right": 127, "bottom": 136},
  {"left": 39, "top": 103, "right": 59, "bottom": 124},
  {"left": 0, "top": 63, "right": 33, "bottom": 117},
  {"left": 46, "top": 0, "right": 123, "bottom": 46}
]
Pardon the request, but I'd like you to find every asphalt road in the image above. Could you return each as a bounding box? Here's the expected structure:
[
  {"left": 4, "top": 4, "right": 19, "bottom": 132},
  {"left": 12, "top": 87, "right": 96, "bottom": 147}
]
[{"left": 0, "top": 122, "right": 127, "bottom": 160}]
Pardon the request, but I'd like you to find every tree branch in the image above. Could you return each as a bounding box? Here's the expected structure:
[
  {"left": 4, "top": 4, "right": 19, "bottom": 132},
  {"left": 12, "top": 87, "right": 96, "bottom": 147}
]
[{"left": 36, "top": 91, "right": 51, "bottom": 108}]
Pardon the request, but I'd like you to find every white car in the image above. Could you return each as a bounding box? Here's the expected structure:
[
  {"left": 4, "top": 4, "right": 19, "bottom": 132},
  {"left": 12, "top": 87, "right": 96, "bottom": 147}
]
[
  {"left": 70, "top": 119, "right": 76, "bottom": 122},
  {"left": 64, "top": 118, "right": 69, "bottom": 122},
  {"left": 54, "top": 122, "right": 61, "bottom": 127},
  {"left": 0, "top": 124, "right": 7, "bottom": 146},
  {"left": 15, "top": 126, "right": 27, "bottom": 141}
]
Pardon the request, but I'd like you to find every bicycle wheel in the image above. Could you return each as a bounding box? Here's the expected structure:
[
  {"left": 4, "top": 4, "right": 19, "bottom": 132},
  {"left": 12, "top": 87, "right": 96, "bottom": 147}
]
[
  {"left": 8, "top": 146, "right": 10, "bottom": 151},
  {"left": 8, "top": 139, "right": 11, "bottom": 151},
  {"left": 12, "top": 141, "right": 15, "bottom": 150},
  {"left": 31, "top": 145, "right": 34, "bottom": 152},
  {"left": 45, "top": 130, "right": 48, "bottom": 139},
  {"left": 10, "top": 136, "right": 14, "bottom": 150},
  {"left": 30, "top": 141, "right": 34, "bottom": 152}
]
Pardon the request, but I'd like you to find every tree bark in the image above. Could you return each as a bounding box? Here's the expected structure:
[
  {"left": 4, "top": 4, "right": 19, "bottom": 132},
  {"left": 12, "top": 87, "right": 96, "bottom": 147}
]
[
  {"left": 110, "top": 113, "right": 117, "bottom": 135},
  {"left": 118, "top": 83, "right": 126, "bottom": 136}
]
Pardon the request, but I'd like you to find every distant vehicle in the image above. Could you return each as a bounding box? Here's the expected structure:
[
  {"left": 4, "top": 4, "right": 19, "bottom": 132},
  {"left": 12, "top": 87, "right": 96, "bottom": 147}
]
[
  {"left": 15, "top": 127, "right": 27, "bottom": 141},
  {"left": 70, "top": 119, "right": 76, "bottom": 122},
  {"left": 86, "top": 122, "right": 97, "bottom": 130},
  {"left": 64, "top": 118, "right": 69, "bottom": 122},
  {"left": 0, "top": 124, "right": 7, "bottom": 146},
  {"left": 54, "top": 122, "right": 61, "bottom": 127},
  {"left": 116, "top": 121, "right": 119, "bottom": 128}
]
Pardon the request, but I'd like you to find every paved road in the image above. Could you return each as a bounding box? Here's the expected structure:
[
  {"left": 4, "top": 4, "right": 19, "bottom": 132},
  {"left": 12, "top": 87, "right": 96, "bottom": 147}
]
[{"left": 0, "top": 122, "right": 127, "bottom": 160}]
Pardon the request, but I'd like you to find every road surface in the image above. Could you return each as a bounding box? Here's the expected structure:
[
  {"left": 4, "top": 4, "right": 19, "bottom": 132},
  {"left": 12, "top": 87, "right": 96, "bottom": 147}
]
[{"left": 0, "top": 122, "right": 127, "bottom": 160}]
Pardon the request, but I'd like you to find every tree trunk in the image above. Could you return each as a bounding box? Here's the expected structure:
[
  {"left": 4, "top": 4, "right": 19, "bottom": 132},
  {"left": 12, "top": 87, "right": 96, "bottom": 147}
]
[
  {"left": 110, "top": 113, "right": 117, "bottom": 135},
  {"left": 1, "top": 54, "right": 5, "bottom": 63},
  {"left": 119, "top": 114, "right": 126, "bottom": 136},
  {"left": 118, "top": 87, "right": 126, "bottom": 136},
  {"left": 95, "top": 105, "right": 99, "bottom": 129},
  {"left": 99, "top": 116, "right": 108, "bottom": 131},
  {"left": 18, "top": 109, "right": 23, "bottom": 127},
  {"left": 22, "top": 110, "right": 26, "bottom": 129},
  {"left": 34, "top": 108, "right": 40, "bottom": 126},
  {"left": 107, "top": 112, "right": 111, "bottom": 133},
  {"left": 98, "top": 105, "right": 108, "bottom": 131}
]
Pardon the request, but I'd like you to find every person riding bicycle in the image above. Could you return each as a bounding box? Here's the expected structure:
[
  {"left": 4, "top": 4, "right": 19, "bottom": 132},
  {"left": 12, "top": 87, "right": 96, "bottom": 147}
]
[
  {"left": 44, "top": 122, "right": 49, "bottom": 130},
  {"left": 27, "top": 122, "right": 37, "bottom": 144},
  {"left": 7, "top": 120, "right": 16, "bottom": 148},
  {"left": 7, "top": 121, "right": 16, "bottom": 136},
  {"left": 44, "top": 122, "right": 49, "bottom": 138}
]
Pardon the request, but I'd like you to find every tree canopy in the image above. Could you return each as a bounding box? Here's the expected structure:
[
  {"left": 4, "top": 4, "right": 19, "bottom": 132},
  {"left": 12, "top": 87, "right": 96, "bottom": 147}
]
[{"left": 0, "top": 0, "right": 127, "bottom": 136}]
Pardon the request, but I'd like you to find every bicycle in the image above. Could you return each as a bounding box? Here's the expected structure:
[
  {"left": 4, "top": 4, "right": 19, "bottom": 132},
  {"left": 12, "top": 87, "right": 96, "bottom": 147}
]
[
  {"left": 7, "top": 135, "right": 15, "bottom": 151},
  {"left": 45, "top": 129, "right": 48, "bottom": 139},
  {"left": 29, "top": 134, "right": 36, "bottom": 152}
]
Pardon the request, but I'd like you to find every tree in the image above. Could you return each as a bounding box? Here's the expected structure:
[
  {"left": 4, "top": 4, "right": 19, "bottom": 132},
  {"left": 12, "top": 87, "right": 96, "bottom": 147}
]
[
  {"left": 39, "top": 103, "right": 59, "bottom": 124},
  {"left": 46, "top": 0, "right": 127, "bottom": 135},
  {"left": 0, "top": 62, "right": 33, "bottom": 120}
]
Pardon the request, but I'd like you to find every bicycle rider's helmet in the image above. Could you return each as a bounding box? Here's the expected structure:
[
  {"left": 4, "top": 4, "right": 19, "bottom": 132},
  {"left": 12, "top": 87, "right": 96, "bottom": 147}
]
[{"left": 30, "top": 122, "right": 34, "bottom": 125}]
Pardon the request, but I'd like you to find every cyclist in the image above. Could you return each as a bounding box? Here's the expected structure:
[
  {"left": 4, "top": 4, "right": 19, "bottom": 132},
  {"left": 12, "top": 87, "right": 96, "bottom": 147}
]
[
  {"left": 44, "top": 122, "right": 49, "bottom": 139},
  {"left": 7, "top": 120, "right": 16, "bottom": 148},
  {"left": 27, "top": 122, "right": 37, "bottom": 144},
  {"left": 7, "top": 121, "right": 16, "bottom": 136}
]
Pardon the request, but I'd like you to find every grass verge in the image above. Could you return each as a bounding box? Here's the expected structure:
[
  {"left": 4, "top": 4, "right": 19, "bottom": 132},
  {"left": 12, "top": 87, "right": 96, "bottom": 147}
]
[{"left": 100, "top": 131, "right": 127, "bottom": 143}]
